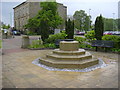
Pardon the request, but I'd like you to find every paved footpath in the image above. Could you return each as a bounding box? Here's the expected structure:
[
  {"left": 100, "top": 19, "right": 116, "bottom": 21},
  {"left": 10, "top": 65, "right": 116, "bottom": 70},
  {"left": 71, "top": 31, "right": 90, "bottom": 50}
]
[{"left": 1, "top": 36, "right": 119, "bottom": 88}]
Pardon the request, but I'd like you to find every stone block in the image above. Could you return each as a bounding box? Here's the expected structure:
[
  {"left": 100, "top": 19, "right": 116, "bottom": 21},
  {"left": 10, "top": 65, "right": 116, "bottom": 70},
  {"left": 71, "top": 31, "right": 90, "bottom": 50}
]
[
  {"left": 60, "top": 41, "right": 79, "bottom": 51},
  {"left": 21, "top": 35, "right": 29, "bottom": 48}
]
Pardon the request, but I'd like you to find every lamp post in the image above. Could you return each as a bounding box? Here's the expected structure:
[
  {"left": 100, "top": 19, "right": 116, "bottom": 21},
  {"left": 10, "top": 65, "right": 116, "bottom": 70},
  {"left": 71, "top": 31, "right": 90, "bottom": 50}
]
[
  {"left": 89, "top": 9, "right": 91, "bottom": 31},
  {"left": 9, "top": 12, "right": 12, "bottom": 27},
  {"left": 112, "top": 13, "right": 115, "bottom": 31}
]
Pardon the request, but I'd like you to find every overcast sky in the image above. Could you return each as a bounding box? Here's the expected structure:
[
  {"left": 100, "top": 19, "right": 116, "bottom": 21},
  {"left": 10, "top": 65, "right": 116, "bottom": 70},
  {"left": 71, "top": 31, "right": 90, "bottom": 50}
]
[{"left": 1, "top": 0, "right": 119, "bottom": 26}]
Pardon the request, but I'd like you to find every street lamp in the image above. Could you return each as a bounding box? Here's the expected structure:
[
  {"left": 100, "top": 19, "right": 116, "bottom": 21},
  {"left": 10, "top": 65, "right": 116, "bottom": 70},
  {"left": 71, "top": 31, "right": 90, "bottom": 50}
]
[
  {"left": 9, "top": 12, "right": 12, "bottom": 27},
  {"left": 112, "top": 13, "right": 115, "bottom": 31},
  {"left": 89, "top": 9, "right": 91, "bottom": 31}
]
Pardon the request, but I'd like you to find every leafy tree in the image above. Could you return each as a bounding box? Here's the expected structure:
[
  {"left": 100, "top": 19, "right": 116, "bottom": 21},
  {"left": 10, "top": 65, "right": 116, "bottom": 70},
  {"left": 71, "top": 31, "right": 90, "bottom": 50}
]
[
  {"left": 40, "top": 2, "right": 63, "bottom": 30},
  {"left": 84, "top": 16, "right": 90, "bottom": 32},
  {"left": 73, "top": 10, "right": 91, "bottom": 32},
  {"left": 103, "top": 18, "right": 118, "bottom": 31},
  {"left": 24, "top": 2, "right": 63, "bottom": 36},
  {"left": 24, "top": 17, "right": 39, "bottom": 34},
  {"left": 40, "top": 19, "right": 49, "bottom": 42},
  {"left": 7, "top": 24, "right": 10, "bottom": 28},
  {"left": 65, "top": 19, "right": 74, "bottom": 39},
  {"left": 118, "top": 19, "right": 120, "bottom": 30},
  {"left": 39, "top": 2, "right": 63, "bottom": 41},
  {"left": 2, "top": 24, "right": 10, "bottom": 29},
  {"left": 95, "top": 15, "right": 104, "bottom": 40}
]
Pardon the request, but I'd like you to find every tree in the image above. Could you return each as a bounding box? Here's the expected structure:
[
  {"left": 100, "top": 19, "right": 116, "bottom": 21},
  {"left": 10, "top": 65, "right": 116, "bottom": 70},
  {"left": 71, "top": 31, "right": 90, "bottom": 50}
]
[
  {"left": 37, "top": 2, "right": 63, "bottom": 32},
  {"left": 39, "top": 2, "right": 63, "bottom": 41},
  {"left": 95, "top": 15, "right": 104, "bottom": 40},
  {"left": 84, "top": 16, "right": 90, "bottom": 32},
  {"left": 24, "top": 2, "right": 63, "bottom": 36},
  {"left": 73, "top": 10, "right": 91, "bottom": 32},
  {"left": 40, "top": 19, "right": 49, "bottom": 42},
  {"left": 103, "top": 18, "right": 118, "bottom": 31},
  {"left": 65, "top": 19, "right": 74, "bottom": 39},
  {"left": 24, "top": 17, "right": 39, "bottom": 34},
  {"left": 2, "top": 24, "right": 10, "bottom": 29},
  {"left": 7, "top": 24, "right": 10, "bottom": 28},
  {"left": 118, "top": 19, "right": 120, "bottom": 31}
]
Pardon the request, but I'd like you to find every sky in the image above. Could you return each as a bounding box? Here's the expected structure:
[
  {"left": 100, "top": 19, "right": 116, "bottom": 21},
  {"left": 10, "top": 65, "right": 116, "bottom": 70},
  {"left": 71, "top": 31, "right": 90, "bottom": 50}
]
[{"left": 0, "top": 0, "right": 119, "bottom": 27}]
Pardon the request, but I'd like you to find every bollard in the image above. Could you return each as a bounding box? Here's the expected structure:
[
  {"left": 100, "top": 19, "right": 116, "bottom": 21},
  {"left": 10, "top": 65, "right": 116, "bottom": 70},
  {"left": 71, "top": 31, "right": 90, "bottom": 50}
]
[{"left": 21, "top": 35, "right": 29, "bottom": 48}]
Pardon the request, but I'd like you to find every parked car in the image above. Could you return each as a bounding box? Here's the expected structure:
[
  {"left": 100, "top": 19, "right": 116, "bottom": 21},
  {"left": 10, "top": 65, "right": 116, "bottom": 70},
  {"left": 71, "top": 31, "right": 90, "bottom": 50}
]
[
  {"left": 76, "top": 31, "right": 85, "bottom": 35},
  {"left": 112, "top": 31, "right": 120, "bottom": 35},
  {"left": 13, "top": 31, "right": 21, "bottom": 35},
  {"left": 104, "top": 31, "right": 120, "bottom": 35},
  {"left": 103, "top": 31, "right": 112, "bottom": 35}
]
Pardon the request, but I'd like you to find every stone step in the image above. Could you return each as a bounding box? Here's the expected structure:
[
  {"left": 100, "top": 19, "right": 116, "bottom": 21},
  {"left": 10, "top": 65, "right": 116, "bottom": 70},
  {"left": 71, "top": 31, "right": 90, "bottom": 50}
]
[
  {"left": 39, "top": 58, "right": 99, "bottom": 69},
  {"left": 46, "top": 52, "right": 92, "bottom": 61},
  {"left": 53, "top": 49, "right": 85, "bottom": 56}
]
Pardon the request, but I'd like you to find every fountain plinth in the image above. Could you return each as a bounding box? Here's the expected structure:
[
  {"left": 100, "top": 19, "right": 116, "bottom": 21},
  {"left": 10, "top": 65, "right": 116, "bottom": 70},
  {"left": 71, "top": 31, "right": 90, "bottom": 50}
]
[
  {"left": 39, "top": 40, "right": 100, "bottom": 69},
  {"left": 60, "top": 41, "right": 79, "bottom": 51}
]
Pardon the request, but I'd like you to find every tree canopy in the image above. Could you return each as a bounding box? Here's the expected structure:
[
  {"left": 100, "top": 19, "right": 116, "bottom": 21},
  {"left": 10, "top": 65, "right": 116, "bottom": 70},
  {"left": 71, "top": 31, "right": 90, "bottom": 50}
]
[
  {"left": 95, "top": 15, "right": 104, "bottom": 40},
  {"left": 2, "top": 24, "right": 10, "bottom": 29},
  {"left": 73, "top": 10, "right": 91, "bottom": 32},
  {"left": 103, "top": 18, "right": 118, "bottom": 31},
  {"left": 65, "top": 19, "right": 74, "bottom": 39},
  {"left": 24, "top": 2, "right": 63, "bottom": 35}
]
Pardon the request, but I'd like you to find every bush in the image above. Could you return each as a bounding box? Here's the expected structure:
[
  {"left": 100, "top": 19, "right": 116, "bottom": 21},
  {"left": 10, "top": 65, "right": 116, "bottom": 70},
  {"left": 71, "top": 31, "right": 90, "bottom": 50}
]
[
  {"left": 79, "top": 43, "right": 94, "bottom": 49},
  {"left": 28, "top": 40, "right": 44, "bottom": 48},
  {"left": 74, "top": 37, "right": 86, "bottom": 43},
  {"left": 74, "top": 36, "right": 94, "bottom": 49},
  {"left": 102, "top": 35, "right": 120, "bottom": 49},
  {"left": 45, "top": 31, "right": 67, "bottom": 43},
  {"left": 26, "top": 30, "right": 37, "bottom": 35},
  {"left": 112, "top": 48, "right": 120, "bottom": 52},
  {"left": 44, "top": 43, "right": 56, "bottom": 48},
  {"left": 84, "top": 30, "right": 96, "bottom": 42}
]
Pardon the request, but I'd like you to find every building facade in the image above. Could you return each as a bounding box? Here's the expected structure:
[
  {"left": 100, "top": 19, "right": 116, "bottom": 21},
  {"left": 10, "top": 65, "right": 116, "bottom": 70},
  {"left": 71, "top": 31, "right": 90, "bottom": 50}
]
[
  {"left": 13, "top": 0, "right": 67, "bottom": 31},
  {"left": 118, "top": 1, "right": 120, "bottom": 19}
]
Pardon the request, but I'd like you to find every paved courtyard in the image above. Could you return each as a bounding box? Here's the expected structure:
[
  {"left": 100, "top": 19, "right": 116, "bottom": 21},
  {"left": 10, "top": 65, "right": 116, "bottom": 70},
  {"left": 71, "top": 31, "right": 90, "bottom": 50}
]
[{"left": 2, "top": 36, "right": 119, "bottom": 88}]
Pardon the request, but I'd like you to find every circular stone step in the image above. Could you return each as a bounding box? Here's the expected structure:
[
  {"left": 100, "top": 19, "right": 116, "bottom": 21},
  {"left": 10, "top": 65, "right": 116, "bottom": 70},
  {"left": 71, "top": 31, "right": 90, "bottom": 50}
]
[
  {"left": 39, "top": 58, "right": 99, "bottom": 69},
  {"left": 46, "top": 53, "right": 92, "bottom": 61},
  {"left": 53, "top": 49, "right": 85, "bottom": 55}
]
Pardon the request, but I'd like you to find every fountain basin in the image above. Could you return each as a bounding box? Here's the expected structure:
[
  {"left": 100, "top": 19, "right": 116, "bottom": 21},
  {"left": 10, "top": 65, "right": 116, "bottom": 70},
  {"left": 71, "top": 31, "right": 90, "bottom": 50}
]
[{"left": 36, "top": 41, "right": 105, "bottom": 70}]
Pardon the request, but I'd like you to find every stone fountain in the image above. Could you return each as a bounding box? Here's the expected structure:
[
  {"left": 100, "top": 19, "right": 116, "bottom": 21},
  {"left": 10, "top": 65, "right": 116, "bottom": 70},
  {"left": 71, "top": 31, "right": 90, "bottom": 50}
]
[{"left": 39, "top": 40, "right": 100, "bottom": 69}]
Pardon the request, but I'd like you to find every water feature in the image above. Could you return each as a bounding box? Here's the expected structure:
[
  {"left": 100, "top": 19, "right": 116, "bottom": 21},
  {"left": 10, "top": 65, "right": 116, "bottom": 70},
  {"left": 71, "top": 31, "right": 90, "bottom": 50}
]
[{"left": 32, "top": 40, "right": 107, "bottom": 72}]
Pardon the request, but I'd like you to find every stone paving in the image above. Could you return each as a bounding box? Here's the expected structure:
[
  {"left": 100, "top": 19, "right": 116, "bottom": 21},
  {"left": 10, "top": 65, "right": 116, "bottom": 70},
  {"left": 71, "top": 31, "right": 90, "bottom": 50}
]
[{"left": 2, "top": 36, "right": 119, "bottom": 88}]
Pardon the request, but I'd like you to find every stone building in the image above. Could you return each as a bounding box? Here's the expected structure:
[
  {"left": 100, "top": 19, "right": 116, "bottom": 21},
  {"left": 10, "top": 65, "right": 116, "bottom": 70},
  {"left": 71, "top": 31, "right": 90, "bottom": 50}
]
[
  {"left": 118, "top": 1, "right": 120, "bottom": 19},
  {"left": 13, "top": 0, "right": 67, "bottom": 32}
]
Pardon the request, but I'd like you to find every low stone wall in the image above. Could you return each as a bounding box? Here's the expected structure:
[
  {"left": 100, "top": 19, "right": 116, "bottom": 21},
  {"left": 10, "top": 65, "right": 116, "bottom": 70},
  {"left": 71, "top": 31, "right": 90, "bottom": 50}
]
[{"left": 21, "top": 35, "right": 30, "bottom": 48}]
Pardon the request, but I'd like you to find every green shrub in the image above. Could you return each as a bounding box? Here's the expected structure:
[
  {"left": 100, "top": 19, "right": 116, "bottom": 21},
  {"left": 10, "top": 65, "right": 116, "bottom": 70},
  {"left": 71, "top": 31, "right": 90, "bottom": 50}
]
[
  {"left": 79, "top": 43, "right": 93, "bottom": 49},
  {"left": 27, "top": 30, "right": 37, "bottom": 35},
  {"left": 44, "top": 43, "right": 56, "bottom": 48},
  {"left": 29, "top": 40, "right": 44, "bottom": 48},
  {"left": 74, "top": 37, "right": 86, "bottom": 43},
  {"left": 45, "top": 31, "right": 67, "bottom": 43},
  {"left": 102, "top": 35, "right": 120, "bottom": 49},
  {"left": 112, "top": 48, "right": 120, "bottom": 52},
  {"left": 84, "top": 30, "right": 96, "bottom": 42}
]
